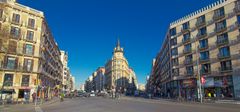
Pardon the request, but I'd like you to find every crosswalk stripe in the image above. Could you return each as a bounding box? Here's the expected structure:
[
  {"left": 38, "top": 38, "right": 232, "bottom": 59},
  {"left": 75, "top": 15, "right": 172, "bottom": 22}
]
[{"left": 35, "top": 106, "right": 43, "bottom": 112}]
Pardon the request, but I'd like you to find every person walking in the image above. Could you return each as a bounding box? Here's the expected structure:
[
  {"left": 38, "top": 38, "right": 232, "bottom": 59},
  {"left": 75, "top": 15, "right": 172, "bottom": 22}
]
[
  {"left": 32, "top": 92, "right": 36, "bottom": 103},
  {"left": 60, "top": 93, "right": 64, "bottom": 102}
]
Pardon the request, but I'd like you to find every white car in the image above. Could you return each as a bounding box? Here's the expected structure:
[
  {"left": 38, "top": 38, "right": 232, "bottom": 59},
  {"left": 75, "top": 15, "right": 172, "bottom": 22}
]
[{"left": 90, "top": 92, "right": 95, "bottom": 97}]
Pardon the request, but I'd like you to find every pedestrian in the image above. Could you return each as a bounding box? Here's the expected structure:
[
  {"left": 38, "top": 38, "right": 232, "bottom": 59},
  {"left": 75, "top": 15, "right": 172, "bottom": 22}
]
[
  {"left": 208, "top": 92, "right": 211, "bottom": 98},
  {"left": 32, "top": 92, "right": 36, "bottom": 103},
  {"left": 60, "top": 93, "right": 64, "bottom": 102}
]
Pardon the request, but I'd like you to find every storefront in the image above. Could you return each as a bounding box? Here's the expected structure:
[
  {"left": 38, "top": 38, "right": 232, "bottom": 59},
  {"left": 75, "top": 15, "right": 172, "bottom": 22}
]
[
  {"left": 180, "top": 79, "right": 197, "bottom": 100},
  {"left": 166, "top": 80, "right": 179, "bottom": 98},
  {"left": 203, "top": 75, "right": 234, "bottom": 99}
]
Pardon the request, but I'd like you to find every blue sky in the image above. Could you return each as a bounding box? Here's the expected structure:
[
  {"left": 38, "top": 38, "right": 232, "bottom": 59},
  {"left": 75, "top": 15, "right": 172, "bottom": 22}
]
[{"left": 18, "top": 0, "right": 218, "bottom": 88}]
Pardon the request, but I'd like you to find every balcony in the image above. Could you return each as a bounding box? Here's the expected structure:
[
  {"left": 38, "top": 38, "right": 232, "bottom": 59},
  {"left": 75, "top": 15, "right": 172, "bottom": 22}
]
[
  {"left": 198, "top": 45, "right": 208, "bottom": 51},
  {"left": 215, "top": 26, "right": 227, "bottom": 33},
  {"left": 182, "top": 38, "right": 191, "bottom": 44},
  {"left": 213, "top": 13, "right": 225, "bottom": 21},
  {"left": 218, "top": 53, "right": 231, "bottom": 60},
  {"left": 185, "top": 71, "right": 194, "bottom": 76},
  {"left": 216, "top": 38, "right": 229, "bottom": 46},
  {"left": 219, "top": 67, "right": 232, "bottom": 73},
  {"left": 196, "top": 20, "right": 206, "bottom": 27},
  {"left": 3, "top": 81, "right": 13, "bottom": 87},
  {"left": 27, "top": 25, "right": 37, "bottom": 30},
  {"left": 183, "top": 48, "right": 192, "bottom": 54},
  {"left": 172, "top": 62, "right": 179, "bottom": 66},
  {"left": 200, "top": 69, "right": 211, "bottom": 75},
  {"left": 21, "top": 82, "right": 29, "bottom": 87},
  {"left": 196, "top": 32, "right": 207, "bottom": 39},
  {"left": 234, "top": 4, "right": 240, "bottom": 14},
  {"left": 11, "top": 20, "right": 23, "bottom": 26},
  {"left": 199, "top": 57, "right": 210, "bottom": 63},
  {"left": 184, "top": 59, "right": 193, "bottom": 65},
  {"left": 181, "top": 28, "right": 190, "bottom": 34}
]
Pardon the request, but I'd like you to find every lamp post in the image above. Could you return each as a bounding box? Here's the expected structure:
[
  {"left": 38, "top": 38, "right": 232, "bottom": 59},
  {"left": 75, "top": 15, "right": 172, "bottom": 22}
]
[{"left": 191, "top": 33, "right": 203, "bottom": 103}]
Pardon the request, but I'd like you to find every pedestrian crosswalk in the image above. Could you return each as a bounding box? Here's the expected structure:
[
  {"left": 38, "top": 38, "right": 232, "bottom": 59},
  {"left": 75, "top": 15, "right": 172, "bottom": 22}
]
[{"left": 35, "top": 106, "right": 43, "bottom": 112}]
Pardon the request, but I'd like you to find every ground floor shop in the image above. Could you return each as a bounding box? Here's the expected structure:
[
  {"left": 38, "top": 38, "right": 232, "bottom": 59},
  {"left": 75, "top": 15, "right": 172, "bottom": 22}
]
[{"left": 159, "top": 75, "right": 239, "bottom": 100}]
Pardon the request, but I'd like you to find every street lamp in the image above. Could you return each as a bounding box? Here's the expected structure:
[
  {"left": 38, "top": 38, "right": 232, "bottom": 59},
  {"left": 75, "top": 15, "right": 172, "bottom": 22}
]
[{"left": 191, "top": 33, "right": 203, "bottom": 103}]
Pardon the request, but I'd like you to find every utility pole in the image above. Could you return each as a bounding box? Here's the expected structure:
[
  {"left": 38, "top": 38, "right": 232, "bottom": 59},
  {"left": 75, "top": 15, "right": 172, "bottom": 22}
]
[{"left": 192, "top": 34, "right": 203, "bottom": 103}]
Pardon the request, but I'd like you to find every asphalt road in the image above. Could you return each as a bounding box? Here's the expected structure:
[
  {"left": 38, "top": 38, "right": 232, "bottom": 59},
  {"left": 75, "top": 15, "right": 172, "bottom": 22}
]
[
  {"left": 40, "top": 97, "right": 240, "bottom": 112},
  {"left": 1, "top": 97, "right": 240, "bottom": 112}
]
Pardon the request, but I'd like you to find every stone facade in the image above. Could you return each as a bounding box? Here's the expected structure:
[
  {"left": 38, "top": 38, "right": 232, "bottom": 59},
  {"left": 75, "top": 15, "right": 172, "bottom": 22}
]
[
  {"left": 0, "top": 0, "right": 63, "bottom": 101},
  {"left": 149, "top": 0, "right": 240, "bottom": 99}
]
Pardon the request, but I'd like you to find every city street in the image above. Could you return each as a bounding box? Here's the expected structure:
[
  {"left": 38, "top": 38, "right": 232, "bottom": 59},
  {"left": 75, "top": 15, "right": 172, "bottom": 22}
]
[{"left": 2, "top": 97, "right": 239, "bottom": 112}]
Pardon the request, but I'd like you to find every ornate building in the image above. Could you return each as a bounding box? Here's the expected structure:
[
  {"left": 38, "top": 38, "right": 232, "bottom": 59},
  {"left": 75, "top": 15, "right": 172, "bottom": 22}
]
[{"left": 105, "top": 39, "right": 138, "bottom": 93}]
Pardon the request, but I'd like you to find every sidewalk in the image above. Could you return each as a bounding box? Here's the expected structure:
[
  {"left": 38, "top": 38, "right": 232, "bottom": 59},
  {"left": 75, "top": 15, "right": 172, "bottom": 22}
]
[
  {"left": 215, "top": 100, "right": 240, "bottom": 105},
  {"left": 0, "top": 97, "right": 60, "bottom": 112},
  {"left": 121, "top": 96, "right": 240, "bottom": 105}
]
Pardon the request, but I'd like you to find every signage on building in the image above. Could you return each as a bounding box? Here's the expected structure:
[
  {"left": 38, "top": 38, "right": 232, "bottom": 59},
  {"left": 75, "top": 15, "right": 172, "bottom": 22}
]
[{"left": 204, "top": 77, "right": 214, "bottom": 87}]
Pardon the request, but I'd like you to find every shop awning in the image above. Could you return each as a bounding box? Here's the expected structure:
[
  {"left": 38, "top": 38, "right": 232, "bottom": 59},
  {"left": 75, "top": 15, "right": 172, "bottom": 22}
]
[{"left": 0, "top": 89, "right": 16, "bottom": 94}]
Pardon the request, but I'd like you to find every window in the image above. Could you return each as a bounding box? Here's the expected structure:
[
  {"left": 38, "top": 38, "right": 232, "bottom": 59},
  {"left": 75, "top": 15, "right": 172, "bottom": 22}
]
[
  {"left": 183, "top": 33, "right": 190, "bottom": 42},
  {"left": 200, "top": 51, "right": 209, "bottom": 60},
  {"left": 171, "top": 48, "right": 178, "bottom": 56},
  {"left": 198, "top": 27, "right": 207, "bottom": 35},
  {"left": 220, "top": 60, "right": 232, "bottom": 71},
  {"left": 25, "top": 44, "right": 34, "bottom": 55},
  {"left": 184, "top": 43, "right": 192, "bottom": 52},
  {"left": 215, "top": 20, "right": 226, "bottom": 30},
  {"left": 24, "top": 59, "right": 33, "bottom": 71},
  {"left": 186, "top": 55, "right": 193, "bottom": 61},
  {"left": 172, "top": 68, "right": 179, "bottom": 76},
  {"left": 21, "top": 75, "right": 30, "bottom": 86},
  {"left": 237, "top": 15, "right": 240, "bottom": 24},
  {"left": 214, "top": 7, "right": 225, "bottom": 17},
  {"left": 8, "top": 40, "right": 17, "bottom": 53},
  {"left": 0, "top": 9, "right": 3, "bottom": 19},
  {"left": 185, "top": 55, "right": 193, "bottom": 64},
  {"left": 0, "top": 39, "right": 2, "bottom": 49},
  {"left": 28, "top": 18, "right": 35, "bottom": 28},
  {"left": 171, "top": 38, "right": 177, "bottom": 46},
  {"left": 10, "top": 26, "right": 21, "bottom": 38},
  {"left": 186, "top": 66, "right": 194, "bottom": 75},
  {"left": 217, "top": 33, "right": 228, "bottom": 44},
  {"left": 182, "top": 22, "right": 190, "bottom": 30},
  {"left": 170, "top": 28, "right": 176, "bottom": 36},
  {"left": 196, "top": 15, "right": 205, "bottom": 25},
  {"left": 199, "top": 39, "right": 208, "bottom": 49},
  {"left": 6, "top": 57, "right": 17, "bottom": 69},
  {"left": 3, "top": 74, "right": 13, "bottom": 86},
  {"left": 219, "top": 46, "right": 230, "bottom": 57},
  {"left": 172, "top": 58, "right": 179, "bottom": 66},
  {"left": 201, "top": 64, "right": 211, "bottom": 74},
  {"left": 12, "top": 13, "right": 20, "bottom": 23},
  {"left": 26, "top": 30, "right": 34, "bottom": 41}
]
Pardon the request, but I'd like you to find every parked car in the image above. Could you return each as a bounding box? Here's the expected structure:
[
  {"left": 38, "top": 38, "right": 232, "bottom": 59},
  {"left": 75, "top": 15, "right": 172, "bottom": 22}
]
[{"left": 90, "top": 92, "right": 95, "bottom": 97}]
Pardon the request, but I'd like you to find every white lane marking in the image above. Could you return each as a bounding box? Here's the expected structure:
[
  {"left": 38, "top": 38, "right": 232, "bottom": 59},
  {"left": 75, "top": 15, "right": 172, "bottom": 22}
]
[{"left": 35, "top": 106, "right": 44, "bottom": 112}]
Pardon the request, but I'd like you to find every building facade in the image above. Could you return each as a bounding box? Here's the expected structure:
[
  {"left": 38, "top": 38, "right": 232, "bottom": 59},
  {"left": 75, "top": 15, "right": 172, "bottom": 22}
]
[
  {"left": 0, "top": 0, "right": 63, "bottom": 101},
  {"left": 105, "top": 39, "right": 138, "bottom": 93},
  {"left": 85, "top": 75, "right": 93, "bottom": 93},
  {"left": 60, "top": 50, "right": 72, "bottom": 93},
  {"left": 150, "top": 0, "right": 240, "bottom": 99},
  {"left": 94, "top": 67, "right": 105, "bottom": 92}
]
